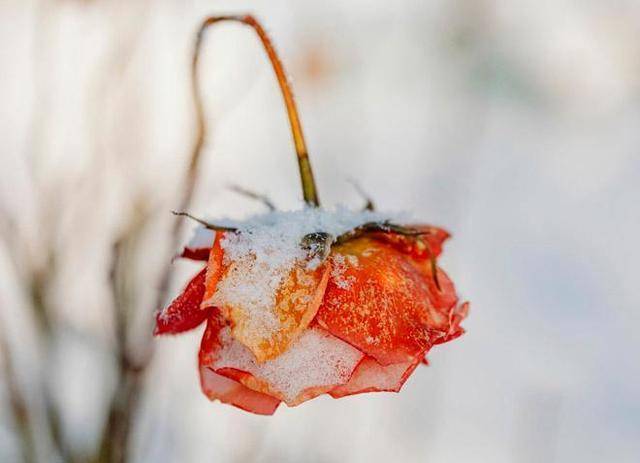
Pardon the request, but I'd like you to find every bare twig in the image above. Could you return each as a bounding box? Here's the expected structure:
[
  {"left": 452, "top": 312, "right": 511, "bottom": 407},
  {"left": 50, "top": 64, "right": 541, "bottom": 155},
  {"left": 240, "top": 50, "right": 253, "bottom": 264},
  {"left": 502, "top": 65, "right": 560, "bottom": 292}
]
[
  {"left": 228, "top": 184, "right": 276, "bottom": 211},
  {"left": 348, "top": 179, "right": 375, "bottom": 211},
  {"left": 171, "top": 211, "right": 237, "bottom": 232},
  {"left": 0, "top": 334, "right": 36, "bottom": 463}
]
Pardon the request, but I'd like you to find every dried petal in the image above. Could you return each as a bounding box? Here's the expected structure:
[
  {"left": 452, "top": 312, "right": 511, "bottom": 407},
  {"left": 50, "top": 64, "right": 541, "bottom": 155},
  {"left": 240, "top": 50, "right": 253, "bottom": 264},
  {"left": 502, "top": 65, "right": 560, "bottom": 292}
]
[
  {"left": 199, "top": 366, "right": 281, "bottom": 415},
  {"left": 214, "top": 260, "right": 331, "bottom": 363},
  {"left": 180, "top": 247, "right": 210, "bottom": 261},
  {"left": 370, "top": 224, "right": 450, "bottom": 259},
  {"left": 435, "top": 301, "right": 469, "bottom": 345},
  {"left": 154, "top": 269, "right": 209, "bottom": 335},
  {"left": 317, "top": 238, "right": 460, "bottom": 365},
  {"left": 197, "top": 313, "right": 280, "bottom": 414},
  {"left": 203, "top": 232, "right": 225, "bottom": 304},
  {"left": 409, "top": 257, "right": 459, "bottom": 311},
  {"left": 212, "top": 324, "right": 363, "bottom": 406},
  {"left": 330, "top": 356, "right": 419, "bottom": 398}
]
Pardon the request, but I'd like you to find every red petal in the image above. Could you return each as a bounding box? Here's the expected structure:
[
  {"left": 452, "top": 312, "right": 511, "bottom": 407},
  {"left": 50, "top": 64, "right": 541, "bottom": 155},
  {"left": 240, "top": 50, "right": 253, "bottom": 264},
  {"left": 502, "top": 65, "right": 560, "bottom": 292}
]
[
  {"left": 198, "top": 315, "right": 281, "bottom": 415},
  {"left": 419, "top": 225, "right": 450, "bottom": 257},
  {"left": 435, "top": 301, "right": 469, "bottom": 345},
  {"left": 180, "top": 228, "right": 215, "bottom": 261},
  {"left": 180, "top": 247, "right": 210, "bottom": 261},
  {"left": 371, "top": 225, "right": 450, "bottom": 259},
  {"left": 154, "top": 269, "right": 210, "bottom": 335},
  {"left": 330, "top": 356, "right": 420, "bottom": 398},
  {"left": 201, "top": 313, "right": 363, "bottom": 406},
  {"left": 411, "top": 259, "right": 458, "bottom": 311},
  {"left": 213, "top": 326, "right": 363, "bottom": 406},
  {"left": 199, "top": 366, "right": 280, "bottom": 415},
  {"left": 317, "top": 238, "right": 463, "bottom": 365}
]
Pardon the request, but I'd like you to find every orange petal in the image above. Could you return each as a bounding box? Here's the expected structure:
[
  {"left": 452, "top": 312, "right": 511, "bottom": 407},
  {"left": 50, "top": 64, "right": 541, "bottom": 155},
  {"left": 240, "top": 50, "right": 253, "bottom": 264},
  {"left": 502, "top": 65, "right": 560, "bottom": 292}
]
[
  {"left": 154, "top": 268, "right": 210, "bottom": 335},
  {"left": 203, "top": 232, "right": 225, "bottom": 305},
  {"left": 329, "top": 356, "right": 419, "bottom": 398},
  {"left": 317, "top": 238, "right": 462, "bottom": 365},
  {"left": 213, "top": 259, "right": 332, "bottom": 363},
  {"left": 212, "top": 325, "right": 363, "bottom": 406}
]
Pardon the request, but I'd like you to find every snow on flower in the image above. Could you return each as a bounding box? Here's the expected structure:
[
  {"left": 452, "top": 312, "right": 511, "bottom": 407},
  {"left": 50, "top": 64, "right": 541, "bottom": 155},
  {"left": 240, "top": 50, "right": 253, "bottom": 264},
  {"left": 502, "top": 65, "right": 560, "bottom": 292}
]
[{"left": 155, "top": 208, "right": 468, "bottom": 415}]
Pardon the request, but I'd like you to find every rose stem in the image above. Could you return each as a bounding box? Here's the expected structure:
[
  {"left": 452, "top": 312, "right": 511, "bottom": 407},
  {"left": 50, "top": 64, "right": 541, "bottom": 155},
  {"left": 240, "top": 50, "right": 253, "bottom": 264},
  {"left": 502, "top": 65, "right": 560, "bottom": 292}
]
[{"left": 196, "top": 15, "right": 320, "bottom": 207}]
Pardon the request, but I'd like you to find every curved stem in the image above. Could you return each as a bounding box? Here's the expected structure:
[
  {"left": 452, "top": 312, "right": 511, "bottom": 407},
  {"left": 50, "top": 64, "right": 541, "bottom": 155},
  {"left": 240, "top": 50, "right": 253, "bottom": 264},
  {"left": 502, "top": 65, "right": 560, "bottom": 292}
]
[{"left": 196, "top": 15, "right": 320, "bottom": 207}]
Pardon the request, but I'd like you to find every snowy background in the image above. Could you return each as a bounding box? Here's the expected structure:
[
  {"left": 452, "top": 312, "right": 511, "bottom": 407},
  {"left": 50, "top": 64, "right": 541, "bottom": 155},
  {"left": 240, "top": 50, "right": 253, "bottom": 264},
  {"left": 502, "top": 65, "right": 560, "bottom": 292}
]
[{"left": 1, "top": 0, "right": 639, "bottom": 462}]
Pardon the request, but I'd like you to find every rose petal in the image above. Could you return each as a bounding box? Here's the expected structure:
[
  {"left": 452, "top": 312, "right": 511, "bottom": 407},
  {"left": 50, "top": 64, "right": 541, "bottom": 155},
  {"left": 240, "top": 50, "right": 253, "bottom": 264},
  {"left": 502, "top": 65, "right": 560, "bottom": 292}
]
[
  {"left": 198, "top": 314, "right": 280, "bottom": 415},
  {"left": 154, "top": 269, "right": 209, "bottom": 335},
  {"left": 212, "top": 260, "right": 332, "bottom": 363},
  {"left": 435, "top": 301, "right": 469, "bottom": 345},
  {"left": 370, "top": 224, "right": 450, "bottom": 259},
  {"left": 329, "top": 356, "right": 420, "bottom": 398},
  {"left": 199, "top": 366, "right": 281, "bottom": 415},
  {"left": 419, "top": 225, "right": 450, "bottom": 258},
  {"left": 180, "top": 247, "right": 210, "bottom": 261},
  {"left": 203, "top": 232, "right": 225, "bottom": 304},
  {"left": 178, "top": 228, "right": 215, "bottom": 261},
  {"left": 212, "top": 325, "right": 364, "bottom": 406},
  {"left": 409, "top": 258, "right": 459, "bottom": 312},
  {"left": 317, "top": 238, "right": 462, "bottom": 365}
]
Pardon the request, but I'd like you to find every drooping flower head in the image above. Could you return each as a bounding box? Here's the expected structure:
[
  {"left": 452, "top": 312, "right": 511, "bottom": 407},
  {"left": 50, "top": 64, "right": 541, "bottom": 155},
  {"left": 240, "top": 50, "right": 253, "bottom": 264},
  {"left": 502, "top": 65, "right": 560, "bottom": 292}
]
[{"left": 155, "top": 15, "right": 468, "bottom": 415}]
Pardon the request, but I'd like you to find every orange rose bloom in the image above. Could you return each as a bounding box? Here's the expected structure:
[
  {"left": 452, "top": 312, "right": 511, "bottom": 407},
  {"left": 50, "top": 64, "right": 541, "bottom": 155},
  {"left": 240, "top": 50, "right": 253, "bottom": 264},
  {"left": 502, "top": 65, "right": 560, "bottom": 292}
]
[{"left": 155, "top": 211, "right": 468, "bottom": 415}]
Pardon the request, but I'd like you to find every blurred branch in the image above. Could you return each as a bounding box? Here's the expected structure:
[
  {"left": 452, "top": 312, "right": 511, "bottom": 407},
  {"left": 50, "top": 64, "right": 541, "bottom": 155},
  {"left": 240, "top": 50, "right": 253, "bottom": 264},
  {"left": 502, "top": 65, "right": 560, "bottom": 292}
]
[
  {"left": 27, "top": 261, "right": 71, "bottom": 461},
  {"left": 0, "top": 214, "right": 69, "bottom": 461},
  {"left": 97, "top": 208, "right": 151, "bottom": 463},
  {"left": 0, "top": 334, "right": 36, "bottom": 463}
]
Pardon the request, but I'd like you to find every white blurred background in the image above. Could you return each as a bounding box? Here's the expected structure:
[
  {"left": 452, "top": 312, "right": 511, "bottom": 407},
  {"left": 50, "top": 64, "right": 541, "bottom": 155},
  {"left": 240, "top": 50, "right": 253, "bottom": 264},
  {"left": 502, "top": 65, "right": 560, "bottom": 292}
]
[{"left": 1, "top": 1, "right": 639, "bottom": 462}]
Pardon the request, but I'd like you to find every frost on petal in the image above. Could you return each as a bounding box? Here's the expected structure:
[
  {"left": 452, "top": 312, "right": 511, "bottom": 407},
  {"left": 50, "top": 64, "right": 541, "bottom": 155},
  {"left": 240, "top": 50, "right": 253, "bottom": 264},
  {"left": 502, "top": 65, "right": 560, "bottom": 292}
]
[
  {"left": 211, "top": 259, "right": 331, "bottom": 363},
  {"left": 199, "top": 366, "right": 281, "bottom": 415},
  {"left": 317, "top": 237, "right": 463, "bottom": 365},
  {"left": 198, "top": 314, "right": 281, "bottom": 415},
  {"left": 329, "top": 356, "right": 420, "bottom": 398},
  {"left": 212, "top": 325, "right": 363, "bottom": 406},
  {"left": 154, "top": 269, "right": 210, "bottom": 335}
]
